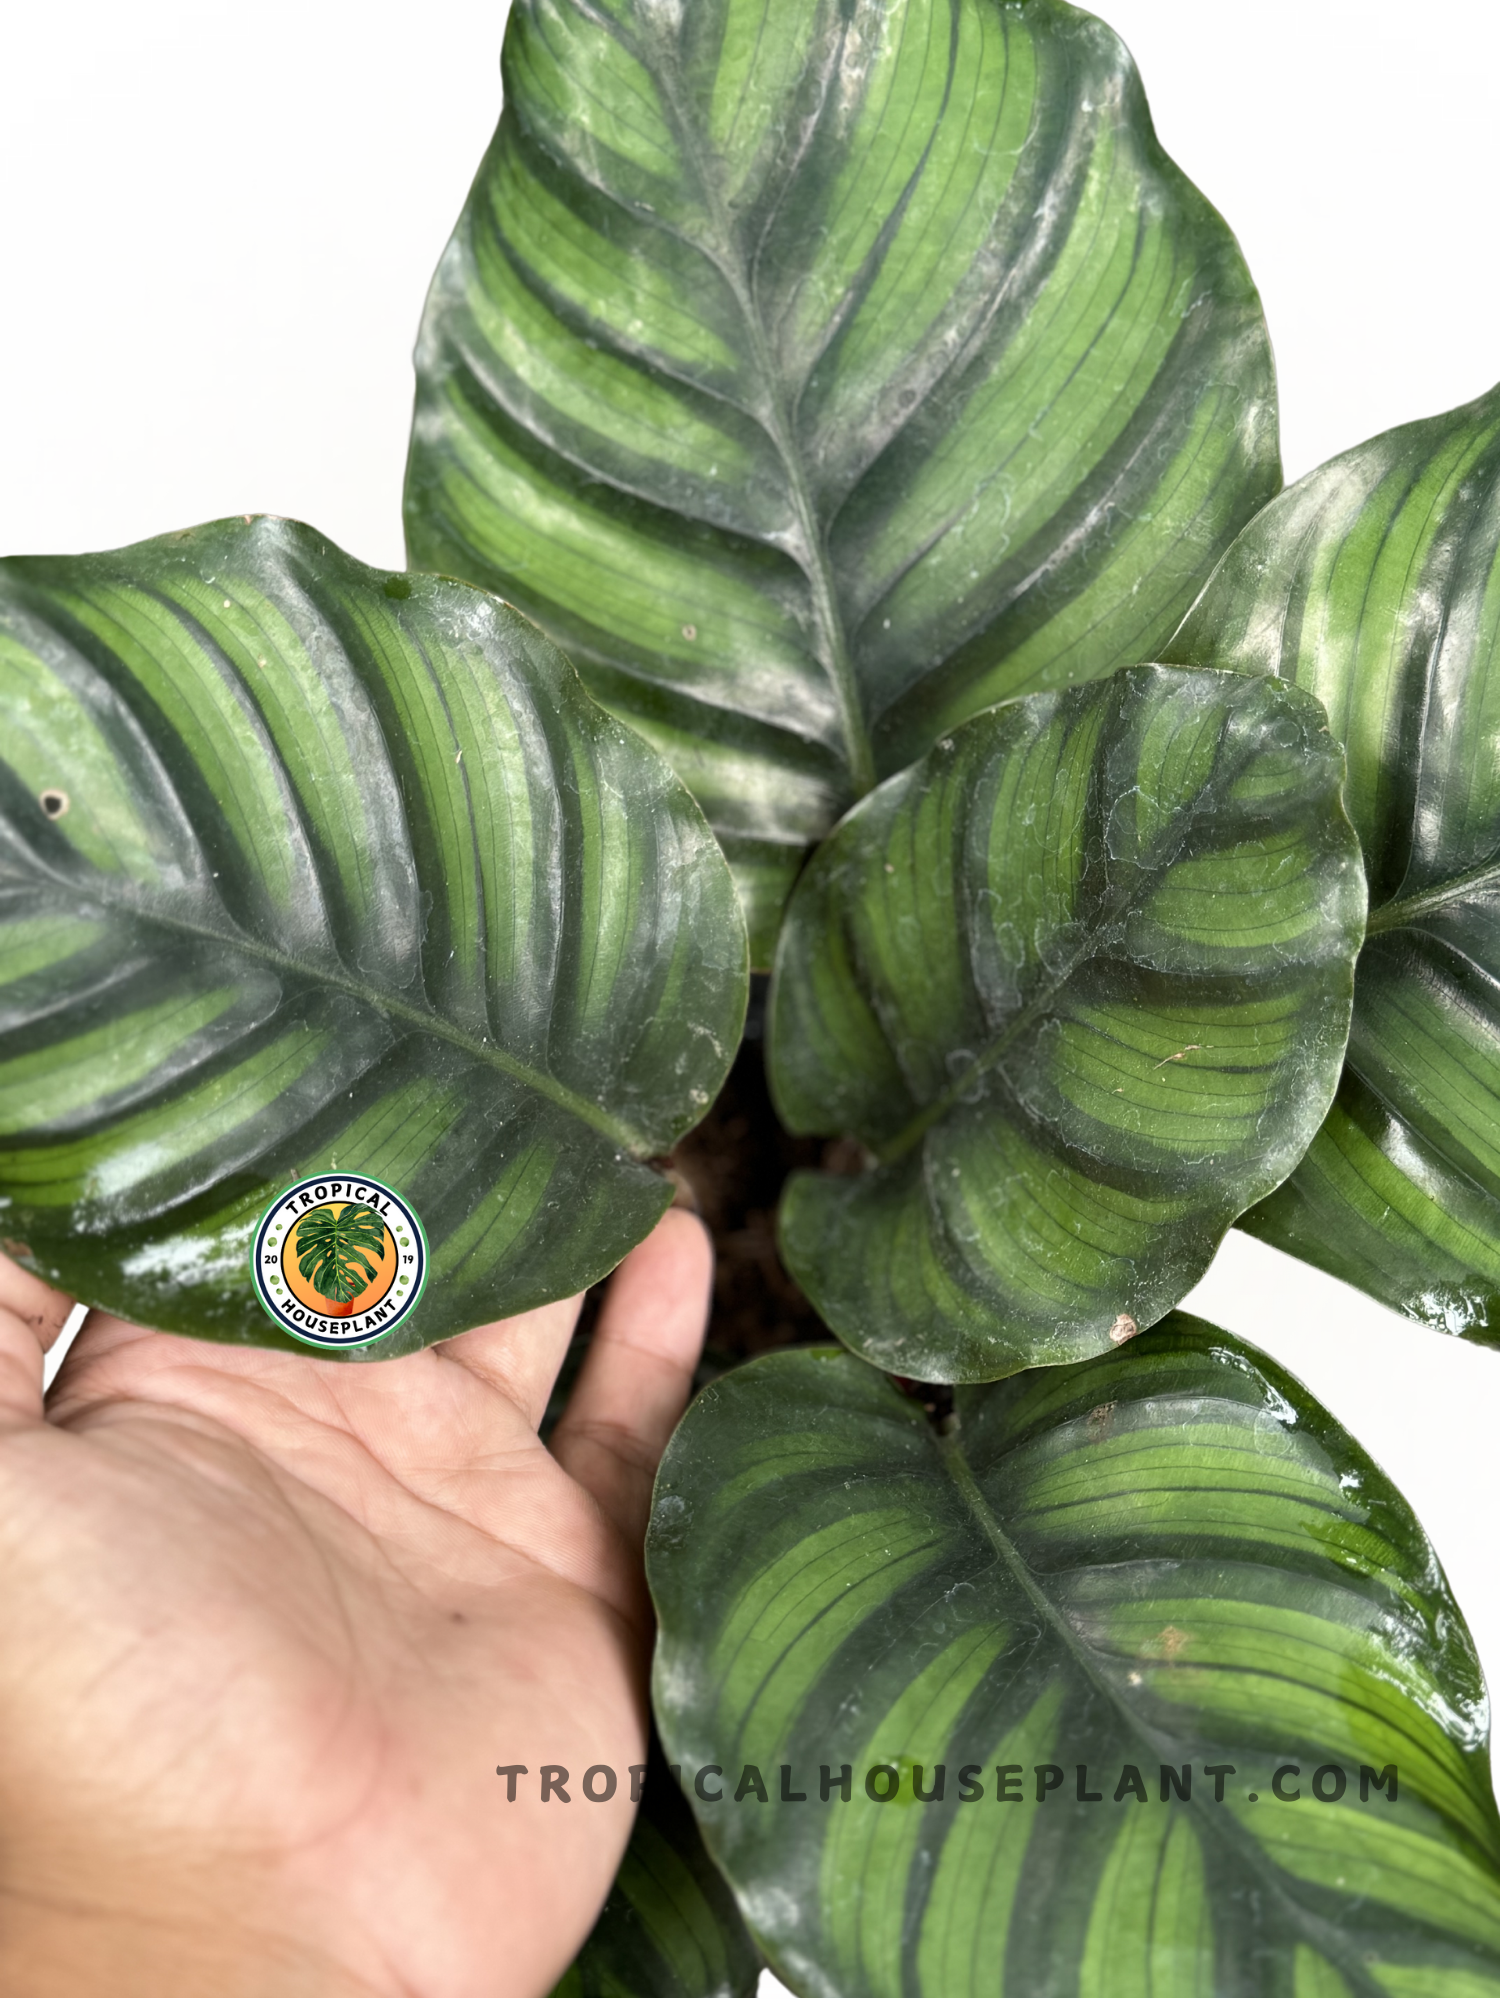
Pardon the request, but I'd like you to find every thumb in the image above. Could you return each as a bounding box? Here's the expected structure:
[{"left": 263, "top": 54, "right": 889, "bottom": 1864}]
[
  {"left": 0, "top": 1252, "right": 76, "bottom": 1428},
  {"left": 549, "top": 1208, "right": 712, "bottom": 1549}
]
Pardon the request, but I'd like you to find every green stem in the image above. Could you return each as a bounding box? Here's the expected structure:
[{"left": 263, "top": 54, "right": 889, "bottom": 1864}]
[{"left": 1365, "top": 857, "right": 1500, "bottom": 936}]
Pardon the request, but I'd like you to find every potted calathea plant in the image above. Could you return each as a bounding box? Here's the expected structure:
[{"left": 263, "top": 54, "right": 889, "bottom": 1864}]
[{"left": 3, "top": 0, "right": 1499, "bottom": 1993}]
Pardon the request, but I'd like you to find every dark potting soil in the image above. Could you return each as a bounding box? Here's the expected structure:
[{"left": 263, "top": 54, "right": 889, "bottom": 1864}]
[
  {"left": 543, "top": 980, "right": 842, "bottom": 1434},
  {"left": 665, "top": 980, "right": 835, "bottom": 1368}
]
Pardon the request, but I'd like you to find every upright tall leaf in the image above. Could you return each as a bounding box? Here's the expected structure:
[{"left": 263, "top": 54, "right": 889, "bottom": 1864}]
[
  {"left": 0, "top": 517, "right": 746, "bottom": 1353},
  {"left": 1168, "top": 384, "right": 1500, "bottom": 1349},
  {"left": 648, "top": 1327, "right": 1500, "bottom": 1997},
  {"left": 404, "top": 0, "right": 1281, "bottom": 959},
  {"left": 767, "top": 664, "right": 1364, "bottom": 1381}
]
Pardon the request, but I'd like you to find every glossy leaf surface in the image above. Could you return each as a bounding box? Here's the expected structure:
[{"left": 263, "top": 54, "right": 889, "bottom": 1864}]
[
  {"left": 0, "top": 518, "right": 746, "bottom": 1353},
  {"left": 768, "top": 664, "right": 1364, "bottom": 1380},
  {"left": 555, "top": 1742, "right": 761, "bottom": 1998},
  {"left": 648, "top": 1326, "right": 1500, "bottom": 1997},
  {"left": 1169, "top": 384, "right": 1500, "bottom": 1349},
  {"left": 404, "top": 0, "right": 1281, "bottom": 959}
]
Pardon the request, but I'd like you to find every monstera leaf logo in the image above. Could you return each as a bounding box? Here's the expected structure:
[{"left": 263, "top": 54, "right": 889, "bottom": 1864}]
[
  {"left": 250, "top": 1175, "right": 427, "bottom": 1349},
  {"left": 293, "top": 1203, "right": 389, "bottom": 1316}
]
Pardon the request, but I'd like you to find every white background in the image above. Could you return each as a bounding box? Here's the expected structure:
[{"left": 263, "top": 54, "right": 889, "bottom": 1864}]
[{"left": 3, "top": 0, "right": 1498, "bottom": 1931}]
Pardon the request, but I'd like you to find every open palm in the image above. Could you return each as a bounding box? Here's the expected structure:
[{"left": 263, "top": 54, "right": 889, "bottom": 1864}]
[{"left": 0, "top": 1210, "right": 712, "bottom": 1998}]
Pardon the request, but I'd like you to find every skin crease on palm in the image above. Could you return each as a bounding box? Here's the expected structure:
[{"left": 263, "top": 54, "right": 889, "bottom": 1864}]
[{"left": 0, "top": 1207, "right": 714, "bottom": 1998}]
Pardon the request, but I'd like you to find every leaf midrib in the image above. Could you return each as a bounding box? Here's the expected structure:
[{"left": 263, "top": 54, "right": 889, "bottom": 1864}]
[
  {"left": 934, "top": 1419, "right": 1384, "bottom": 1994},
  {"left": 47, "top": 877, "right": 645, "bottom": 1155},
  {"left": 628, "top": 12, "right": 878, "bottom": 801},
  {"left": 876, "top": 936, "right": 1092, "bottom": 1163},
  {"left": 875, "top": 844, "right": 1175, "bottom": 1165},
  {"left": 871, "top": 702, "right": 1270, "bottom": 1165}
]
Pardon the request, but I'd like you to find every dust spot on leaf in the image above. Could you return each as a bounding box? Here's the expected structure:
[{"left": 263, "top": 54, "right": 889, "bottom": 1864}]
[{"left": 1148, "top": 1624, "right": 1191, "bottom": 1659}]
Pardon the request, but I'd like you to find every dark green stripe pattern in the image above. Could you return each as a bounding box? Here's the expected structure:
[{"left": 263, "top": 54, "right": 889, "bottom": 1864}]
[
  {"left": 0, "top": 517, "right": 746, "bottom": 1353},
  {"left": 1168, "top": 383, "right": 1500, "bottom": 1351},
  {"left": 648, "top": 1326, "right": 1500, "bottom": 1997},
  {"left": 767, "top": 663, "right": 1365, "bottom": 1380},
  {"left": 403, "top": 0, "right": 1280, "bottom": 960},
  {"left": 554, "top": 1741, "right": 761, "bottom": 1998}
]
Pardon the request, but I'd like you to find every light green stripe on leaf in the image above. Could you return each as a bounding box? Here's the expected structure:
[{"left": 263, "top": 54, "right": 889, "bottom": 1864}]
[
  {"left": 1167, "top": 381, "right": 1500, "bottom": 1350},
  {"left": 406, "top": 0, "right": 1279, "bottom": 962},
  {"left": 650, "top": 1325, "right": 1500, "bottom": 1996},
  {"left": 0, "top": 516, "right": 745, "bottom": 1352},
  {"left": 769, "top": 664, "right": 1364, "bottom": 1379}
]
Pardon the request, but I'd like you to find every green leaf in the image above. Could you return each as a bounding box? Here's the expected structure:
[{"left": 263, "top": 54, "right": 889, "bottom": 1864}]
[
  {"left": 554, "top": 1741, "right": 761, "bottom": 1998},
  {"left": 1166, "top": 383, "right": 1500, "bottom": 1350},
  {"left": 766, "top": 663, "right": 1365, "bottom": 1381},
  {"left": 293, "top": 1202, "right": 388, "bottom": 1305},
  {"left": 647, "top": 1326, "right": 1500, "bottom": 1997},
  {"left": 0, "top": 516, "right": 746, "bottom": 1353},
  {"left": 403, "top": 0, "right": 1280, "bottom": 962}
]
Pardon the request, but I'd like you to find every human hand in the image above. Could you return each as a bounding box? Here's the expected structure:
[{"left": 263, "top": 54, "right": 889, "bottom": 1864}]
[{"left": 0, "top": 1209, "right": 712, "bottom": 1997}]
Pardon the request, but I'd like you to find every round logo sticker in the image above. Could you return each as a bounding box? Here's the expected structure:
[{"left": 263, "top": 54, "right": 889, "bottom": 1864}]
[{"left": 250, "top": 1175, "right": 427, "bottom": 1349}]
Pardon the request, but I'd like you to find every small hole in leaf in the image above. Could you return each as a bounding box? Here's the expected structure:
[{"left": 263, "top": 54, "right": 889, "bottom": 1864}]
[{"left": 39, "top": 788, "right": 69, "bottom": 820}]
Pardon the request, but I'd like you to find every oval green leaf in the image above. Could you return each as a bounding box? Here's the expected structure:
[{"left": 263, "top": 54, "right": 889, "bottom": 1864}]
[
  {"left": 554, "top": 1741, "right": 761, "bottom": 1998},
  {"left": 0, "top": 517, "right": 746, "bottom": 1353},
  {"left": 403, "top": 0, "right": 1281, "bottom": 960},
  {"left": 1167, "top": 383, "right": 1500, "bottom": 1349},
  {"left": 767, "top": 662, "right": 1364, "bottom": 1380},
  {"left": 648, "top": 1326, "right": 1500, "bottom": 1997}
]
